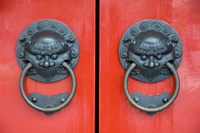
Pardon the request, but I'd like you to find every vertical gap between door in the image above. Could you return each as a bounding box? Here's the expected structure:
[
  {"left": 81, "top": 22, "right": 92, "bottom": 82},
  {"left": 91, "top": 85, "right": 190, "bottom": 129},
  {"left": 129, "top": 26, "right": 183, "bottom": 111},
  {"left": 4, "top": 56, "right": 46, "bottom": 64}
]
[{"left": 95, "top": 0, "right": 100, "bottom": 133}]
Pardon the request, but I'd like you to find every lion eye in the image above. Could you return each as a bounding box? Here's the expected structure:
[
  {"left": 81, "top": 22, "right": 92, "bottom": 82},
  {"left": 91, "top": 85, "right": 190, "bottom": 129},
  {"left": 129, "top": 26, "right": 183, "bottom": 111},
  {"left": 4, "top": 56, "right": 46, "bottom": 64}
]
[
  {"left": 36, "top": 55, "right": 43, "bottom": 60},
  {"left": 141, "top": 55, "right": 147, "bottom": 60},
  {"left": 51, "top": 54, "right": 58, "bottom": 59}
]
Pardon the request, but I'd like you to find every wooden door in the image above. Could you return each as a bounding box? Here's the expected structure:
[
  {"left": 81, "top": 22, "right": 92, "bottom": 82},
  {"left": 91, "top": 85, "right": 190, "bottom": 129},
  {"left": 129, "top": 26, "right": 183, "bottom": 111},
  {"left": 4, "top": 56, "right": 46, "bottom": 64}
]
[
  {"left": 100, "top": 0, "right": 200, "bottom": 133},
  {"left": 0, "top": 0, "right": 95, "bottom": 133}
]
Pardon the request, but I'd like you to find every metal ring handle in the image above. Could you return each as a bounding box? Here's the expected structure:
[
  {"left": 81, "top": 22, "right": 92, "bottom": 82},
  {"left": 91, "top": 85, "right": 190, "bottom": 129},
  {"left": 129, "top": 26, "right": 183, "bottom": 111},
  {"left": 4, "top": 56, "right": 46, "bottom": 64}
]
[
  {"left": 124, "top": 62, "right": 180, "bottom": 113},
  {"left": 20, "top": 62, "right": 76, "bottom": 113}
]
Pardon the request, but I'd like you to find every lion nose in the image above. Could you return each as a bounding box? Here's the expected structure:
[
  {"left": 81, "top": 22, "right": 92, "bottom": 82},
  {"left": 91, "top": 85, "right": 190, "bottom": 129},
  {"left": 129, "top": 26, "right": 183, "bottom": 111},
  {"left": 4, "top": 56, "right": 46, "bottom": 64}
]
[
  {"left": 39, "top": 56, "right": 56, "bottom": 68},
  {"left": 44, "top": 61, "right": 50, "bottom": 67}
]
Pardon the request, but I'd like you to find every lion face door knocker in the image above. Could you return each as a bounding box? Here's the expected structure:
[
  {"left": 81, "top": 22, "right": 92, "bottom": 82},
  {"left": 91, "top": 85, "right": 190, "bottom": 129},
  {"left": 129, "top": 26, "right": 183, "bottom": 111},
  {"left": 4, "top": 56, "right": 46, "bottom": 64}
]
[
  {"left": 119, "top": 20, "right": 182, "bottom": 115},
  {"left": 16, "top": 19, "right": 79, "bottom": 113}
]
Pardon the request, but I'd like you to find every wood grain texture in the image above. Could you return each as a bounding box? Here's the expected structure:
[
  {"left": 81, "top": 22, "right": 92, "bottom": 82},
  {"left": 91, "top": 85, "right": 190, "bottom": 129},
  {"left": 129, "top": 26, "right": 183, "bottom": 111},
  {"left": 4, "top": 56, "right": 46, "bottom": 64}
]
[
  {"left": 0, "top": 0, "right": 95, "bottom": 133},
  {"left": 100, "top": 0, "right": 200, "bottom": 133}
]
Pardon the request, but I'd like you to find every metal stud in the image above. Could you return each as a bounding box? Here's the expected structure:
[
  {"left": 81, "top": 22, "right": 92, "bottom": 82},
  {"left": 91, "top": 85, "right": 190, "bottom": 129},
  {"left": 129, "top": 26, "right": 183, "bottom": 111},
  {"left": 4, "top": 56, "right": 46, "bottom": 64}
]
[
  {"left": 163, "top": 98, "right": 168, "bottom": 103},
  {"left": 32, "top": 97, "right": 37, "bottom": 103},
  {"left": 134, "top": 97, "right": 139, "bottom": 102},
  {"left": 60, "top": 98, "right": 66, "bottom": 103}
]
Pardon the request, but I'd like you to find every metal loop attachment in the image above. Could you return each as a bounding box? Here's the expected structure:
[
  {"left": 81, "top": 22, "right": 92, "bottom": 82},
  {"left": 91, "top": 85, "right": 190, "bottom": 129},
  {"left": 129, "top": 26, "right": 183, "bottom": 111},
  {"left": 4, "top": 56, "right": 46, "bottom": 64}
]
[
  {"left": 16, "top": 19, "right": 79, "bottom": 82},
  {"left": 124, "top": 62, "right": 180, "bottom": 113},
  {"left": 119, "top": 19, "right": 182, "bottom": 82},
  {"left": 20, "top": 62, "right": 76, "bottom": 113}
]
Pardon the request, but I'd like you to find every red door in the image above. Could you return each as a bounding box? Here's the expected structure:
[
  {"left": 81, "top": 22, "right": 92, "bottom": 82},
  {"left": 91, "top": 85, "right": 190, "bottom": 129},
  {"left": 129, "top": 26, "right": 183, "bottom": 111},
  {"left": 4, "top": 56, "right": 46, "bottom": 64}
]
[
  {"left": 0, "top": 0, "right": 95, "bottom": 133},
  {"left": 100, "top": 0, "right": 200, "bottom": 133}
]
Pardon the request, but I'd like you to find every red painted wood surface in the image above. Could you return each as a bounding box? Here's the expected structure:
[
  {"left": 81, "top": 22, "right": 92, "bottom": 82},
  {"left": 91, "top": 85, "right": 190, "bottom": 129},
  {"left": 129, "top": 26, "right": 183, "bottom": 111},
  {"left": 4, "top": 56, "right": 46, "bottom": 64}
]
[
  {"left": 100, "top": 0, "right": 200, "bottom": 133},
  {"left": 0, "top": 0, "right": 95, "bottom": 133}
]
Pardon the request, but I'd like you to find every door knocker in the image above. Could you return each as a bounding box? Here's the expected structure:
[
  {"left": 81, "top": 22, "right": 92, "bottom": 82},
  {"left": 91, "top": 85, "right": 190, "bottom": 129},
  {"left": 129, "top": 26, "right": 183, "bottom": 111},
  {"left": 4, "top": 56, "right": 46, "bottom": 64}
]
[
  {"left": 119, "top": 20, "right": 182, "bottom": 114},
  {"left": 16, "top": 19, "right": 79, "bottom": 113}
]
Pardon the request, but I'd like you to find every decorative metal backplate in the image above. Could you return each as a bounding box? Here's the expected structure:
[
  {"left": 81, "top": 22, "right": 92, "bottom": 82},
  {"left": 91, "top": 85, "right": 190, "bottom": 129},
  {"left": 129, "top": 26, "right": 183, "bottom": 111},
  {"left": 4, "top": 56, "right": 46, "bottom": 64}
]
[
  {"left": 16, "top": 19, "right": 79, "bottom": 82},
  {"left": 131, "top": 92, "right": 171, "bottom": 115},
  {"left": 119, "top": 20, "right": 182, "bottom": 82},
  {"left": 28, "top": 93, "right": 68, "bottom": 109}
]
